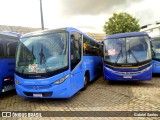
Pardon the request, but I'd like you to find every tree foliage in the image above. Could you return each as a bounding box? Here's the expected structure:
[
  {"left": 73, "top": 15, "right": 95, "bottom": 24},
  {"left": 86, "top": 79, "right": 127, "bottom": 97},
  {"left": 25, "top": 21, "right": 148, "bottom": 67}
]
[{"left": 103, "top": 12, "right": 141, "bottom": 35}]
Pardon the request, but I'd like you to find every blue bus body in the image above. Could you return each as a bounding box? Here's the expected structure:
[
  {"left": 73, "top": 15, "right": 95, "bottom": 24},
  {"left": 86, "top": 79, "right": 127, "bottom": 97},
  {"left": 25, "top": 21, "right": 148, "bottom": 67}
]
[
  {"left": 0, "top": 31, "right": 20, "bottom": 94},
  {"left": 103, "top": 32, "right": 152, "bottom": 81},
  {"left": 152, "top": 60, "right": 160, "bottom": 73},
  {"left": 151, "top": 36, "right": 160, "bottom": 73},
  {"left": 15, "top": 27, "right": 102, "bottom": 98}
]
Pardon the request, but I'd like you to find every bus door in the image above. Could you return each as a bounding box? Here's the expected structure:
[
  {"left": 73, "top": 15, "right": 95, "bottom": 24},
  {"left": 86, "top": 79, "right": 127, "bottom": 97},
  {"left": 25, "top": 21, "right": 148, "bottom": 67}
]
[{"left": 70, "top": 32, "right": 83, "bottom": 93}]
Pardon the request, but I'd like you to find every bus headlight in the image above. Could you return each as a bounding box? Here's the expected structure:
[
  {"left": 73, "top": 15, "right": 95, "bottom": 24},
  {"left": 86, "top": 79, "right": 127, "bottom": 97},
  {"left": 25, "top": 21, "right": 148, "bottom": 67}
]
[
  {"left": 15, "top": 78, "right": 22, "bottom": 85},
  {"left": 141, "top": 65, "right": 152, "bottom": 72},
  {"left": 53, "top": 74, "right": 69, "bottom": 84},
  {"left": 146, "top": 65, "right": 152, "bottom": 70}
]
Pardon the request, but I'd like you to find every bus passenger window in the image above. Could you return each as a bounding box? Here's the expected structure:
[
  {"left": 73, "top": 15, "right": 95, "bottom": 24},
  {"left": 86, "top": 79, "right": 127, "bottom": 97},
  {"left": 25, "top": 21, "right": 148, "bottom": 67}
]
[
  {"left": 7, "top": 41, "right": 18, "bottom": 57},
  {"left": 0, "top": 43, "right": 5, "bottom": 58}
]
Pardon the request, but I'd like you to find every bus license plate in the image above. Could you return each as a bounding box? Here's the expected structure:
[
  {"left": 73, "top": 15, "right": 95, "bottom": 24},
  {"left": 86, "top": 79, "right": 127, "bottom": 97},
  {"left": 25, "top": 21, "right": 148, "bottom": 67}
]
[
  {"left": 33, "top": 94, "right": 42, "bottom": 97},
  {"left": 123, "top": 75, "right": 132, "bottom": 78}
]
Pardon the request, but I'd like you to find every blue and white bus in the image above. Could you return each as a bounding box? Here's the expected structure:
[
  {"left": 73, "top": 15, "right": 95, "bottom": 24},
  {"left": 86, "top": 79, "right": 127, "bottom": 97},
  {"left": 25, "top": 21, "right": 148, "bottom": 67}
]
[
  {"left": 0, "top": 31, "right": 20, "bottom": 94},
  {"left": 151, "top": 36, "right": 160, "bottom": 73},
  {"left": 103, "top": 32, "right": 152, "bottom": 81},
  {"left": 15, "top": 27, "right": 102, "bottom": 98}
]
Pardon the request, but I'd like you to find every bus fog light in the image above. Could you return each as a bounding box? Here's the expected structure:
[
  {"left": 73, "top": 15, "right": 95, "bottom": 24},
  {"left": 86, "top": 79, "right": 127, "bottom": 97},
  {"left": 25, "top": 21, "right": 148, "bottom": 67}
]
[
  {"left": 15, "top": 78, "right": 22, "bottom": 85},
  {"left": 53, "top": 74, "right": 69, "bottom": 84}
]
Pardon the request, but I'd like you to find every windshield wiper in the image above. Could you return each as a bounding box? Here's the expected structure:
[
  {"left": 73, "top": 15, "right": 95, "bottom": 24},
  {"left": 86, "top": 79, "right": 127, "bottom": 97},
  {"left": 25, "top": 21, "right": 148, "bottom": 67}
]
[
  {"left": 39, "top": 45, "right": 46, "bottom": 65},
  {"left": 31, "top": 45, "right": 34, "bottom": 55},
  {"left": 115, "top": 44, "right": 123, "bottom": 64},
  {"left": 38, "top": 45, "right": 52, "bottom": 75},
  {"left": 128, "top": 43, "right": 139, "bottom": 63},
  {"left": 30, "top": 45, "right": 35, "bottom": 63}
]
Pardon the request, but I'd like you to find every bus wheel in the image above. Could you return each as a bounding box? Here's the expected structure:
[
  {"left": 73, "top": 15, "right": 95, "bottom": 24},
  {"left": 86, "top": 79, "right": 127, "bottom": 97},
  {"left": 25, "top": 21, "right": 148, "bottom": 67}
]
[{"left": 82, "top": 74, "right": 89, "bottom": 91}]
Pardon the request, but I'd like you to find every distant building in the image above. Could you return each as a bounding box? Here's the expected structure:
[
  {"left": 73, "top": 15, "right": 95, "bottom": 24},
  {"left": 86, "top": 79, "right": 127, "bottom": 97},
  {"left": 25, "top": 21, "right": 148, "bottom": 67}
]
[
  {"left": 140, "top": 22, "right": 160, "bottom": 37},
  {"left": 85, "top": 32, "right": 105, "bottom": 42},
  {"left": 0, "top": 25, "right": 41, "bottom": 34},
  {"left": 0, "top": 25, "right": 105, "bottom": 42}
]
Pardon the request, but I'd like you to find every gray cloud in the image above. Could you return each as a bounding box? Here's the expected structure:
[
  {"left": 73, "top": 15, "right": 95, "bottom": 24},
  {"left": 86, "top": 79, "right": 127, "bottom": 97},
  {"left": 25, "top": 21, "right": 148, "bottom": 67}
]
[
  {"left": 137, "top": 10, "right": 154, "bottom": 26},
  {"left": 60, "top": 0, "right": 143, "bottom": 16},
  {"left": 130, "top": 5, "right": 160, "bottom": 26}
]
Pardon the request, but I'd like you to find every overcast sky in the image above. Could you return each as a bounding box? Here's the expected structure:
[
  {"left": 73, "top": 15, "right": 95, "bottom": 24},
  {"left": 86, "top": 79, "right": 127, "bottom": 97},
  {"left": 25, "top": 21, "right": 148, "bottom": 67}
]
[{"left": 0, "top": 0, "right": 159, "bottom": 33}]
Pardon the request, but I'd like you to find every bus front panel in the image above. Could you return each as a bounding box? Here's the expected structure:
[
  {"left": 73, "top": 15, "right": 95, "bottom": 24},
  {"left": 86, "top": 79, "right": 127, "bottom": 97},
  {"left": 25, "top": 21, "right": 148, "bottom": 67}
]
[
  {"left": 15, "top": 70, "right": 76, "bottom": 98},
  {"left": 103, "top": 63, "right": 152, "bottom": 81},
  {"left": 103, "top": 34, "right": 152, "bottom": 81}
]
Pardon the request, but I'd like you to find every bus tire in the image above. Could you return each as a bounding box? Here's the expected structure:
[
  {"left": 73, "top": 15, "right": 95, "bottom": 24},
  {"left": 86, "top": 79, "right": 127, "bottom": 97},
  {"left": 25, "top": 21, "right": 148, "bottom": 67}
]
[{"left": 82, "top": 73, "right": 89, "bottom": 91}]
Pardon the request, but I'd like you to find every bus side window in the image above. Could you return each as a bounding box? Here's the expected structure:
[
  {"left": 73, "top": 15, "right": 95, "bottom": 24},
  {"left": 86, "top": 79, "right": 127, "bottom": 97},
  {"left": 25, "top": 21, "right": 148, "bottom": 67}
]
[
  {"left": 0, "top": 43, "right": 5, "bottom": 58},
  {"left": 83, "top": 37, "right": 91, "bottom": 56},
  {"left": 70, "top": 32, "right": 82, "bottom": 70},
  {"left": 7, "top": 41, "right": 18, "bottom": 58}
]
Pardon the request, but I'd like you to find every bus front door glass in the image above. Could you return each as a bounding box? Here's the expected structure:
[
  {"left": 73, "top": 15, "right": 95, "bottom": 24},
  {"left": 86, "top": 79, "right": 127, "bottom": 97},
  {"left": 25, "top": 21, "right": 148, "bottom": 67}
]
[{"left": 70, "top": 32, "right": 82, "bottom": 92}]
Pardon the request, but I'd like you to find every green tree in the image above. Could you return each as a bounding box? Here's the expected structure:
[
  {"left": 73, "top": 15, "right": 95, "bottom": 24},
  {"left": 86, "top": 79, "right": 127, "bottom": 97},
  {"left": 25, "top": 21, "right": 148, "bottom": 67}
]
[{"left": 103, "top": 12, "right": 141, "bottom": 35}]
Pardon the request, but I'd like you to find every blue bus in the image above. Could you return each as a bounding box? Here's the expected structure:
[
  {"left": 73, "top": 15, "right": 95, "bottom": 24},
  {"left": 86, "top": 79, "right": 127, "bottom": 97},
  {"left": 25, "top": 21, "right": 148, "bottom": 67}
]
[
  {"left": 151, "top": 36, "right": 160, "bottom": 73},
  {"left": 0, "top": 31, "right": 20, "bottom": 94},
  {"left": 103, "top": 32, "right": 152, "bottom": 81},
  {"left": 15, "top": 27, "right": 102, "bottom": 98}
]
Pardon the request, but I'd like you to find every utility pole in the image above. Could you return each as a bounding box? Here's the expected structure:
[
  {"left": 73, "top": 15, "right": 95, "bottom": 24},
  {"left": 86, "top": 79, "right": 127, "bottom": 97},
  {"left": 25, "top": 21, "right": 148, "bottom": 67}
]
[{"left": 40, "top": 0, "right": 44, "bottom": 30}]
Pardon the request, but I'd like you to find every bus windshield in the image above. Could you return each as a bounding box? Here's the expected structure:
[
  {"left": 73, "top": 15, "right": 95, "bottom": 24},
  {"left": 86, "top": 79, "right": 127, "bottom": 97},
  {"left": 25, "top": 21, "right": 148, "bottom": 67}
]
[
  {"left": 16, "top": 32, "right": 68, "bottom": 74},
  {"left": 104, "top": 36, "right": 151, "bottom": 64},
  {"left": 152, "top": 37, "right": 160, "bottom": 60}
]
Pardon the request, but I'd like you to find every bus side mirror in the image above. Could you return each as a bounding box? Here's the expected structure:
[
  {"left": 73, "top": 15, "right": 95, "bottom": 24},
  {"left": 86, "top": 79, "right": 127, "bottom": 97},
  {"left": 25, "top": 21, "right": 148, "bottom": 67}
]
[
  {"left": 101, "top": 47, "right": 104, "bottom": 57},
  {"left": 101, "top": 41, "right": 104, "bottom": 57}
]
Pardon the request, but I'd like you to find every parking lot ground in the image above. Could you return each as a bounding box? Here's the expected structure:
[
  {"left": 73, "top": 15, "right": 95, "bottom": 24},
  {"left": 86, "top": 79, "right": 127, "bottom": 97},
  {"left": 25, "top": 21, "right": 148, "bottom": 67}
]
[{"left": 0, "top": 75, "right": 160, "bottom": 120}]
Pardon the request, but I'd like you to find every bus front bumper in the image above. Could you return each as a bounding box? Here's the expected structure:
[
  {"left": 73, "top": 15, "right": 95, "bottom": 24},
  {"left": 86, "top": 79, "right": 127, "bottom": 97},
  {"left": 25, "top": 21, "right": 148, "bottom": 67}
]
[
  {"left": 15, "top": 77, "right": 73, "bottom": 98},
  {"left": 103, "top": 66, "right": 152, "bottom": 81}
]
